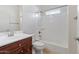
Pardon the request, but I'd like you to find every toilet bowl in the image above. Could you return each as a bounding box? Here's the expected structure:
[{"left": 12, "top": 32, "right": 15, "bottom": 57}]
[{"left": 33, "top": 41, "right": 45, "bottom": 54}]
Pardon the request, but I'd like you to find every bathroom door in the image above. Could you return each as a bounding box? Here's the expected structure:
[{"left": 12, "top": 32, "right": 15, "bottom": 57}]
[{"left": 41, "top": 6, "right": 77, "bottom": 53}]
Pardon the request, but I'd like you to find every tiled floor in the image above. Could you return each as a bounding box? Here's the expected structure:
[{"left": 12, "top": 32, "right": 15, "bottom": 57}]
[
  {"left": 43, "top": 48, "right": 59, "bottom": 54},
  {"left": 32, "top": 47, "right": 58, "bottom": 54}
]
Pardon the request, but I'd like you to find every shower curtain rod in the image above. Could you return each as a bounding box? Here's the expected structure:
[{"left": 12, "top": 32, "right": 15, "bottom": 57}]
[
  {"left": 40, "top": 5, "right": 67, "bottom": 12},
  {"left": 31, "top": 5, "right": 67, "bottom": 13}
]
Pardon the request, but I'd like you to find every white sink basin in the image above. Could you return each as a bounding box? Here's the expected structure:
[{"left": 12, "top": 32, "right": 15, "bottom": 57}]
[{"left": 0, "top": 31, "right": 33, "bottom": 47}]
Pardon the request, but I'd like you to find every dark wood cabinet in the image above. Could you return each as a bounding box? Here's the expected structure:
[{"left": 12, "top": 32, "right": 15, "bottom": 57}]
[{"left": 0, "top": 37, "right": 32, "bottom": 54}]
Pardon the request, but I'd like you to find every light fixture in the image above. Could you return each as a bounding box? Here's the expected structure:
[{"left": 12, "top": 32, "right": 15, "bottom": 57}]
[
  {"left": 45, "top": 9, "right": 61, "bottom": 15},
  {"left": 33, "top": 13, "right": 40, "bottom": 17},
  {"left": 77, "top": 6, "right": 79, "bottom": 12}
]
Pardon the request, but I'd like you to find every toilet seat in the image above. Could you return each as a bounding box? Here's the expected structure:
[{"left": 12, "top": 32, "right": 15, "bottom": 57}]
[
  {"left": 33, "top": 41, "right": 45, "bottom": 47},
  {"left": 33, "top": 41, "right": 45, "bottom": 53}
]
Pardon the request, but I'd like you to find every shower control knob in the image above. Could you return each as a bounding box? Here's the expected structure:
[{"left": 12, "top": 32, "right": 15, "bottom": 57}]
[{"left": 39, "top": 31, "right": 41, "bottom": 34}]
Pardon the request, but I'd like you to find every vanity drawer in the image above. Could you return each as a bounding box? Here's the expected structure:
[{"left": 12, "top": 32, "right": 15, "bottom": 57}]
[
  {"left": 18, "top": 37, "right": 32, "bottom": 54},
  {"left": 18, "top": 37, "right": 32, "bottom": 45},
  {"left": 0, "top": 43, "right": 21, "bottom": 53}
]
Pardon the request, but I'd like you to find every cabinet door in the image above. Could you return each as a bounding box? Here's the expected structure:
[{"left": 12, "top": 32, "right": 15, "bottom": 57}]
[
  {"left": 0, "top": 42, "right": 20, "bottom": 54},
  {"left": 0, "top": 37, "right": 32, "bottom": 54},
  {"left": 21, "top": 37, "right": 32, "bottom": 54}
]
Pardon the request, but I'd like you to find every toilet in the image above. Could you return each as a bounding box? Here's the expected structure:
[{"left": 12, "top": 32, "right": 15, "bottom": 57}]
[
  {"left": 33, "top": 41, "right": 45, "bottom": 54},
  {"left": 32, "top": 30, "right": 45, "bottom": 54}
]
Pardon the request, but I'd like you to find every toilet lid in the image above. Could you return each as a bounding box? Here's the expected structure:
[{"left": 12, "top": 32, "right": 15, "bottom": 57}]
[{"left": 33, "top": 41, "right": 45, "bottom": 46}]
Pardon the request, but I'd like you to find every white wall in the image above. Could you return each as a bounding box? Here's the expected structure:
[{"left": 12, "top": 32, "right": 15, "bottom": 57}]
[
  {"left": 22, "top": 5, "right": 40, "bottom": 34},
  {"left": 0, "top": 5, "right": 19, "bottom": 32}
]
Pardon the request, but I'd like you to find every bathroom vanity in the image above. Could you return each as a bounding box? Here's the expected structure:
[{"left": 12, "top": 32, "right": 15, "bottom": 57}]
[{"left": 0, "top": 32, "right": 32, "bottom": 54}]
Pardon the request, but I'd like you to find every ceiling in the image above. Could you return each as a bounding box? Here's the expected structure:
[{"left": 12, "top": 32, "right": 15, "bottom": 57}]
[{"left": 37, "top": 5, "right": 64, "bottom": 12}]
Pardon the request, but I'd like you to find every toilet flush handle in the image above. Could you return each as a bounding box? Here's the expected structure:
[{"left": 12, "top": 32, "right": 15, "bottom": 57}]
[{"left": 39, "top": 31, "right": 41, "bottom": 34}]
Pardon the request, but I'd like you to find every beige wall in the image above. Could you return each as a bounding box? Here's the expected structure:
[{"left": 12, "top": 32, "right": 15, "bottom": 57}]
[{"left": 67, "top": 5, "right": 77, "bottom": 53}]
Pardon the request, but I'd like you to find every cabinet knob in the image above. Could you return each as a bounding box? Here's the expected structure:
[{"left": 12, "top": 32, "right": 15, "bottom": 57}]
[
  {"left": 27, "top": 49, "right": 30, "bottom": 51},
  {"left": 21, "top": 50, "right": 23, "bottom": 53},
  {"left": 18, "top": 44, "right": 22, "bottom": 47}
]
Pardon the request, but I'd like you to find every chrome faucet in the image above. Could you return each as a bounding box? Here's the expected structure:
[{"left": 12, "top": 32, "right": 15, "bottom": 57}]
[
  {"left": 8, "top": 31, "right": 14, "bottom": 37},
  {"left": 6, "top": 29, "right": 14, "bottom": 37}
]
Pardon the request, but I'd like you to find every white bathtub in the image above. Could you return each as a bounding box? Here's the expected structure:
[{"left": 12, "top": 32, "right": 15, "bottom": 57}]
[{"left": 39, "top": 40, "right": 69, "bottom": 54}]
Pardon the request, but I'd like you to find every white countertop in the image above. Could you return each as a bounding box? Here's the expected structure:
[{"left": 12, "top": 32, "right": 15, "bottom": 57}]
[{"left": 0, "top": 31, "right": 33, "bottom": 47}]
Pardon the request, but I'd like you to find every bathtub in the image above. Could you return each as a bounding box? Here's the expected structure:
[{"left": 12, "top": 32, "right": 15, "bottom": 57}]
[{"left": 39, "top": 40, "right": 69, "bottom": 54}]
